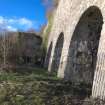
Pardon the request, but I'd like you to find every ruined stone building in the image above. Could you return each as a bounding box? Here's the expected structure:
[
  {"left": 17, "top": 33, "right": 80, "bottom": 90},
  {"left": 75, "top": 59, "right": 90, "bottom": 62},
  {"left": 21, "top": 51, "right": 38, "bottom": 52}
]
[
  {"left": 18, "top": 32, "right": 42, "bottom": 65},
  {"left": 0, "top": 32, "right": 42, "bottom": 68},
  {"left": 45, "top": 0, "right": 105, "bottom": 99}
]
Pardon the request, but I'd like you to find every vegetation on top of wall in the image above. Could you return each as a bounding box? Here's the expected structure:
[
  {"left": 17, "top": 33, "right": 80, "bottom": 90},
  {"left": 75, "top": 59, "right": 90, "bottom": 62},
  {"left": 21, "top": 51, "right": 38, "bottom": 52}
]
[
  {"left": 41, "top": 0, "right": 60, "bottom": 63},
  {"left": 42, "top": 12, "right": 54, "bottom": 51},
  {"left": 42, "top": 0, "right": 60, "bottom": 49}
]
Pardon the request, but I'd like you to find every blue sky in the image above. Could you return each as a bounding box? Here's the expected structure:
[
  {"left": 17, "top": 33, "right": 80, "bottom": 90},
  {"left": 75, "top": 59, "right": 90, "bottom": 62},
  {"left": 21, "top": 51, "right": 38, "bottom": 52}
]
[{"left": 0, "top": 0, "right": 48, "bottom": 32}]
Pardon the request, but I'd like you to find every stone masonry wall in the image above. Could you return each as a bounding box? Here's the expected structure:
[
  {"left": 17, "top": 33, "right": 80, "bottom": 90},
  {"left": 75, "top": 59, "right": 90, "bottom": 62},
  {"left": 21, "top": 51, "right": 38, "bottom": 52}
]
[{"left": 46, "top": 0, "right": 105, "bottom": 99}]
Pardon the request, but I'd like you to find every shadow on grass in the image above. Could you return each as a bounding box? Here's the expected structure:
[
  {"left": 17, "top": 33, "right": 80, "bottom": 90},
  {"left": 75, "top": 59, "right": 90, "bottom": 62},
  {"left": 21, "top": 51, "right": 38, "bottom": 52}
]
[{"left": 0, "top": 67, "right": 93, "bottom": 105}]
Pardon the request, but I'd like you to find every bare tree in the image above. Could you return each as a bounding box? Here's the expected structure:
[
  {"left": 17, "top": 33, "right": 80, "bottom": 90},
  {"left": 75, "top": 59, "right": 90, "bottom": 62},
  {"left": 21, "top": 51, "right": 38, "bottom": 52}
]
[{"left": 0, "top": 31, "right": 18, "bottom": 70}]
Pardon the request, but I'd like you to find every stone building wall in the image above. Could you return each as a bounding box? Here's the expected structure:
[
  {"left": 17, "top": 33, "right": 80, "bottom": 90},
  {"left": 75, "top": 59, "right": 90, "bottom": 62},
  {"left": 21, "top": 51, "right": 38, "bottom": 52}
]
[
  {"left": 46, "top": 0, "right": 105, "bottom": 98},
  {"left": 0, "top": 32, "right": 42, "bottom": 67},
  {"left": 17, "top": 32, "right": 42, "bottom": 65}
]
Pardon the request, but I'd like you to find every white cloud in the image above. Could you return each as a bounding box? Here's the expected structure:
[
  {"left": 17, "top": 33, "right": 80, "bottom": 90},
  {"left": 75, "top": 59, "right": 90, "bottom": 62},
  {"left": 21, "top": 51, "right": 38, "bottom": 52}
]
[
  {"left": 6, "top": 26, "right": 17, "bottom": 32},
  {"left": 8, "top": 18, "right": 33, "bottom": 27},
  {"left": 18, "top": 18, "right": 33, "bottom": 27},
  {"left": 0, "top": 16, "right": 36, "bottom": 31},
  {"left": 0, "top": 16, "right": 5, "bottom": 24}
]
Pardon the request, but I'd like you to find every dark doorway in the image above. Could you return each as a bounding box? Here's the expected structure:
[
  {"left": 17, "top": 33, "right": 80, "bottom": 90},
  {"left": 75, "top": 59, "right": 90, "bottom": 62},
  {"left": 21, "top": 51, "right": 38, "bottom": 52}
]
[{"left": 65, "top": 6, "right": 103, "bottom": 84}]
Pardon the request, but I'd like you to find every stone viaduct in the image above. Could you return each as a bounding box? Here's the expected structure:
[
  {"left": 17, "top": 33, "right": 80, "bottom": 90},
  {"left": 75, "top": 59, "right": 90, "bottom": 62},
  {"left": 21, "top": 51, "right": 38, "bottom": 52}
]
[{"left": 45, "top": 0, "right": 105, "bottom": 99}]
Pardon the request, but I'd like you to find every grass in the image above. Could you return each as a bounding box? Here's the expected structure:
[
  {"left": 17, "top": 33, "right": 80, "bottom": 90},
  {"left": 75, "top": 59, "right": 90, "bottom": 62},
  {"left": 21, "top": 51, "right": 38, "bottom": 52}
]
[
  {"left": 0, "top": 67, "right": 58, "bottom": 82},
  {"left": 0, "top": 67, "right": 102, "bottom": 105},
  {"left": 0, "top": 67, "right": 62, "bottom": 105}
]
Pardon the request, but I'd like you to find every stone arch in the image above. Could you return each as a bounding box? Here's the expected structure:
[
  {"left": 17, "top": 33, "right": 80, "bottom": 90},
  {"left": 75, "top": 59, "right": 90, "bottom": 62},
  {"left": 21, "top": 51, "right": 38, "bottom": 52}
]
[
  {"left": 44, "top": 42, "right": 53, "bottom": 68},
  {"left": 51, "top": 32, "right": 64, "bottom": 72},
  {"left": 65, "top": 6, "right": 103, "bottom": 84}
]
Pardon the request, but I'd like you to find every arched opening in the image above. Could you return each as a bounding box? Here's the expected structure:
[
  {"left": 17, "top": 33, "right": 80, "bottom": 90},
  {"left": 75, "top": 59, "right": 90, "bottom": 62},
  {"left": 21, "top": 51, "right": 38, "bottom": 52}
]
[
  {"left": 44, "top": 42, "right": 53, "bottom": 68},
  {"left": 51, "top": 32, "right": 64, "bottom": 72},
  {"left": 65, "top": 6, "right": 103, "bottom": 84}
]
